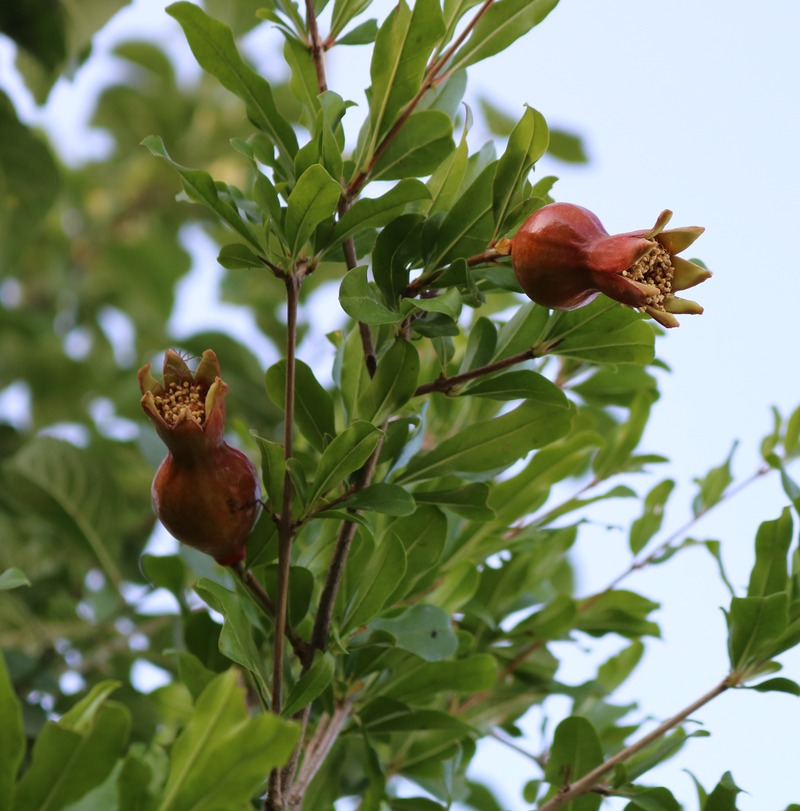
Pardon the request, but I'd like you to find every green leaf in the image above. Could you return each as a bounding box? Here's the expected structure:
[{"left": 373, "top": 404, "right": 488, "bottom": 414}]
[
  {"left": 692, "top": 442, "right": 737, "bottom": 517},
  {"left": 194, "top": 579, "right": 271, "bottom": 698},
  {"left": 283, "top": 35, "right": 319, "bottom": 116},
  {"left": 265, "top": 359, "right": 336, "bottom": 452},
  {"left": 370, "top": 605, "right": 458, "bottom": 661},
  {"left": 624, "top": 788, "right": 681, "bottom": 811},
  {"left": 397, "top": 394, "right": 572, "bottom": 482},
  {"left": 547, "top": 128, "right": 589, "bottom": 163},
  {"left": 538, "top": 298, "right": 655, "bottom": 365},
  {"left": 629, "top": 479, "right": 675, "bottom": 555},
  {"left": 284, "top": 164, "right": 341, "bottom": 259},
  {"left": 217, "top": 243, "right": 263, "bottom": 270},
  {"left": 13, "top": 683, "right": 130, "bottom": 811},
  {"left": 255, "top": 436, "right": 285, "bottom": 514},
  {"left": 427, "top": 161, "right": 497, "bottom": 270},
  {"left": 449, "top": 0, "right": 559, "bottom": 73},
  {"left": 308, "top": 421, "right": 383, "bottom": 506},
  {"left": 387, "top": 506, "right": 448, "bottom": 600},
  {"left": 414, "top": 483, "right": 494, "bottom": 521},
  {"left": 337, "top": 19, "right": 379, "bottom": 45},
  {"left": 728, "top": 594, "right": 789, "bottom": 670},
  {"left": 333, "top": 179, "right": 431, "bottom": 249},
  {"left": 339, "top": 266, "right": 406, "bottom": 324},
  {"left": 746, "top": 677, "right": 800, "bottom": 696},
  {"left": 0, "top": 651, "right": 23, "bottom": 808},
  {"left": 747, "top": 508, "right": 792, "bottom": 597},
  {"left": 339, "top": 482, "right": 416, "bottom": 516},
  {"left": 343, "top": 533, "right": 407, "bottom": 631},
  {"left": 282, "top": 653, "right": 335, "bottom": 718},
  {"left": 492, "top": 106, "right": 549, "bottom": 236},
  {"left": 592, "top": 392, "right": 655, "bottom": 479},
  {"left": 382, "top": 654, "right": 497, "bottom": 701},
  {"left": 464, "top": 370, "right": 554, "bottom": 401},
  {"left": 0, "top": 100, "right": 60, "bottom": 265},
  {"left": 371, "top": 111, "right": 455, "bottom": 181},
  {"left": 371, "top": 213, "right": 425, "bottom": 305},
  {"left": 510, "top": 595, "right": 577, "bottom": 640},
  {"left": 357, "top": 338, "right": 420, "bottom": 423},
  {"left": 543, "top": 716, "right": 603, "bottom": 808},
  {"left": 158, "top": 670, "right": 299, "bottom": 811},
  {"left": 0, "top": 567, "right": 30, "bottom": 590},
  {"left": 577, "top": 591, "right": 661, "bottom": 639},
  {"left": 366, "top": 0, "right": 445, "bottom": 146},
  {"left": 143, "top": 136, "right": 261, "bottom": 248},
  {"left": 4, "top": 437, "right": 123, "bottom": 589},
  {"left": 704, "top": 771, "right": 744, "bottom": 811},
  {"left": 413, "top": 288, "right": 462, "bottom": 321},
  {"left": 141, "top": 554, "right": 186, "bottom": 599},
  {"left": 166, "top": 2, "right": 298, "bottom": 176}
]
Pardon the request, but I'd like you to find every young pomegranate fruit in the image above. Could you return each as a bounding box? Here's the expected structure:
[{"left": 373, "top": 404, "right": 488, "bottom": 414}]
[
  {"left": 138, "top": 349, "right": 260, "bottom": 566},
  {"left": 511, "top": 202, "right": 710, "bottom": 327}
]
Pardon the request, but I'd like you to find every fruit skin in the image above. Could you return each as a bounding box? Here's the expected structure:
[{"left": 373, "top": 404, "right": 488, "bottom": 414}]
[
  {"left": 511, "top": 202, "right": 710, "bottom": 328},
  {"left": 138, "top": 349, "right": 260, "bottom": 566}
]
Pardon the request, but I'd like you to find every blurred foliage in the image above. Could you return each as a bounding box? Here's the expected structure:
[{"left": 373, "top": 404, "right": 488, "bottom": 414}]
[{"left": 0, "top": 1, "right": 799, "bottom": 810}]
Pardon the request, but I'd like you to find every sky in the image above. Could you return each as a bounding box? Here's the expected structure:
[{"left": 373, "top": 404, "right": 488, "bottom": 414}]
[{"left": 3, "top": 0, "right": 800, "bottom": 808}]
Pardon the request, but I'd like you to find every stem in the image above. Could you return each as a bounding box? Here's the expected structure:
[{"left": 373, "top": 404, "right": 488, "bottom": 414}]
[
  {"left": 414, "top": 347, "right": 537, "bottom": 397},
  {"left": 304, "top": 0, "right": 327, "bottom": 93},
  {"left": 536, "top": 677, "right": 732, "bottom": 810},
  {"left": 285, "top": 699, "right": 353, "bottom": 807},
  {"left": 310, "top": 433, "right": 385, "bottom": 656},
  {"left": 268, "top": 273, "right": 301, "bottom": 809}
]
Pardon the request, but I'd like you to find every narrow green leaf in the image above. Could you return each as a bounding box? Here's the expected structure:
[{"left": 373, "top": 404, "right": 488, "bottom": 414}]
[
  {"left": 166, "top": 2, "right": 298, "bottom": 176},
  {"left": 382, "top": 654, "right": 496, "bottom": 701},
  {"left": 343, "top": 533, "right": 407, "bottom": 631},
  {"left": 283, "top": 35, "right": 319, "bottom": 115},
  {"left": 336, "top": 19, "right": 379, "bottom": 45},
  {"left": 624, "top": 788, "right": 681, "bottom": 811},
  {"left": 308, "top": 421, "right": 383, "bottom": 505},
  {"left": 371, "top": 111, "right": 455, "bottom": 181},
  {"left": 387, "top": 506, "right": 448, "bottom": 601},
  {"left": 704, "top": 771, "right": 744, "bottom": 811},
  {"left": 158, "top": 670, "right": 298, "bottom": 811},
  {"left": 371, "top": 213, "right": 425, "bottom": 306},
  {"left": 728, "top": 594, "right": 789, "bottom": 670},
  {"left": 339, "top": 482, "right": 416, "bottom": 516},
  {"left": 217, "top": 243, "right": 263, "bottom": 270},
  {"left": 357, "top": 338, "right": 420, "bottom": 423},
  {"left": 629, "top": 479, "right": 675, "bottom": 555},
  {"left": 397, "top": 394, "right": 572, "bottom": 482},
  {"left": 266, "top": 359, "right": 336, "bottom": 452},
  {"left": 0, "top": 651, "right": 24, "bottom": 808},
  {"left": 414, "top": 483, "right": 494, "bottom": 521},
  {"left": 366, "top": 0, "right": 444, "bottom": 145},
  {"left": 194, "top": 579, "right": 271, "bottom": 698},
  {"left": 412, "top": 288, "right": 462, "bottom": 320},
  {"left": 492, "top": 106, "right": 549, "bottom": 236},
  {"left": 747, "top": 677, "right": 800, "bottom": 696},
  {"left": 692, "top": 442, "right": 737, "bottom": 517},
  {"left": 747, "top": 508, "right": 792, "bottom": 598},
  {"left": 285, "top": 164, "right": 341, "bottom": 259},
  {"left": 333, "top": 179, "right": 430, "bottom": 248},
  {"left": 577, "top": 591, "right": 661, "bottom": 639},
  {"left": 255, "top": 435, "right": 285, "bottom": 514},
  {"left": 281, "top": 653, "right": 335, "bottom": 718},
  {"left": 449, "top": 0, "right": 559, "bottom": 73},
  {"left": 330, "top": 0, "right": 373, "bottom": 38},
  {"left": 464, "top": 370, "right": 554, "bottom": 401},
  {"left": 143, "top": 136, "right": 261, "bottom": 248}
]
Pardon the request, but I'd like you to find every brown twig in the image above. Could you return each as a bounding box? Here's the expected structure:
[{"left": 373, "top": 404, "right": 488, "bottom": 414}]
[
  {"left": 304, "top": 0, "right": 327, "bottom": 93},
  {"left": 536, "top": 677, "right": 732, "bottom": 810},
  {"left": 414, "top": 347, "right": 537, "bottom": 397}
]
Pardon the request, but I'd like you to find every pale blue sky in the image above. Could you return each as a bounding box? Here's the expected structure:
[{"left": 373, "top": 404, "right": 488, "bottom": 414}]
[{"left": 2, "top": 1, "right": 799, "bottom": 808}]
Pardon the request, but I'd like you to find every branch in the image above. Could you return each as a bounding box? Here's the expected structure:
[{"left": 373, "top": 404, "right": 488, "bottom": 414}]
[
  {"left": 304, "top": 0, "right": 327, "bottom": 93},
  {"left": 268, "top": 272, "right": 301, "bottom": 809},
  {"left": 414, "top": 347, "right": 537, "bottom": 397},
  {"left": 310, "top": 432, "right": 386, "bottom": 657},
  {"left": 536, "top": 677, "right": 732, "bottom": 811},
  {"left": 285, "top": 698, "right": 353, "bottom": 807}
]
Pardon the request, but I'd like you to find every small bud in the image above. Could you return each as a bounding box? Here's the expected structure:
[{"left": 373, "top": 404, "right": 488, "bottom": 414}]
[
  {"left": 511, "top": 202, "right": 711, "bottom": 327},
  {"left": 138, "top": 349, "right": 260, "bottom": 566}
]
